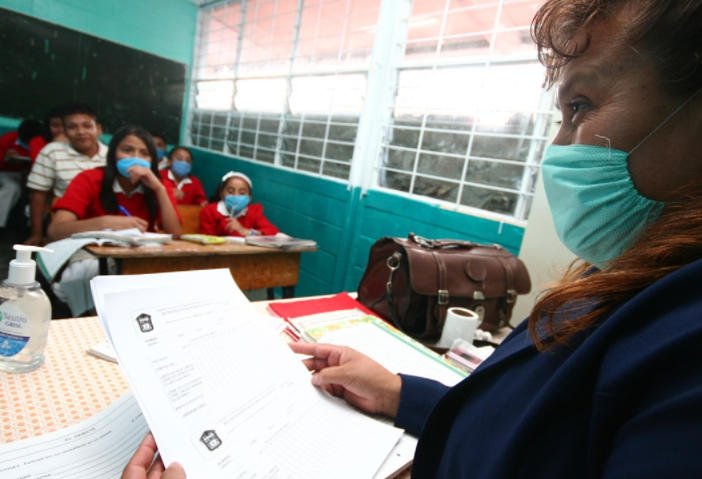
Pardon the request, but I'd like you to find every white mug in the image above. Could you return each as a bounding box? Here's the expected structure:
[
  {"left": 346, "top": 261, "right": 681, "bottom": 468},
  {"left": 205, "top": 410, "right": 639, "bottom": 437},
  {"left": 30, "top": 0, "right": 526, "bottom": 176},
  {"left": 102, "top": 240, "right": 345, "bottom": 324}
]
[{"left": 436, "top": 307, "right": 480, "bottom": 349}]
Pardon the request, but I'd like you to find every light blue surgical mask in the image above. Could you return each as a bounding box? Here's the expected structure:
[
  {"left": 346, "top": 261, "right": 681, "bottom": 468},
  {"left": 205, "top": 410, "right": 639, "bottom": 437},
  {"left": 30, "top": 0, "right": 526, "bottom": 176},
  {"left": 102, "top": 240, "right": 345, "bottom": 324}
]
[
  {"left": 541, "top": 90, "right": 700, "bottom": 266},
  {"left": 224, "top": 195, "right": 250, "bottom": 215},
  {"left": 171, "top": 160, "right": 191, "bottom": 178},
  {"left": 156, "top": 148, "right": 165, "bottom": 160},
  {"left": 541, "top": 144, "right": 663, "bottom": 265},
  {"left": 116, "top": 157, "right": 151, "bottom": 178}
]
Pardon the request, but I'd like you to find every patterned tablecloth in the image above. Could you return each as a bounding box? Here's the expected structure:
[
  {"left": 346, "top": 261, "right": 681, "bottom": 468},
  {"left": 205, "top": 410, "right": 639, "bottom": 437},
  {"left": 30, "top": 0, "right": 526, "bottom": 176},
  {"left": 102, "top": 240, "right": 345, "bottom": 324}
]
[{"left": 0, "top": 316, "right": 128, "bottom": 444}]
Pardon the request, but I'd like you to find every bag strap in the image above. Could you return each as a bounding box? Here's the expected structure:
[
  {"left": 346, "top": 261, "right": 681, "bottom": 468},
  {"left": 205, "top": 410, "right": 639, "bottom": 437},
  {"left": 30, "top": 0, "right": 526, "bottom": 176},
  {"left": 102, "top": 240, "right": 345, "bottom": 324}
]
[
  {"left": 385, "top": 251, "right": 404, "bottom": 331},
  {"left": 431, "top": 251, "right": 450, "bottom": 326},
  {"left": 496, "top": 256, "right": 518, "bottom": 327}
]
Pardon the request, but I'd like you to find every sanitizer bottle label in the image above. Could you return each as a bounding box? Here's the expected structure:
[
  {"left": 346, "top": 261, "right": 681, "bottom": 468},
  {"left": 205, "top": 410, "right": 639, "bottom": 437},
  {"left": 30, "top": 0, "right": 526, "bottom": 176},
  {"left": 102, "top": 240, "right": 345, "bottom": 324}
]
[{"left": 0, "top": 307, "right": 30, "bottom": 357}]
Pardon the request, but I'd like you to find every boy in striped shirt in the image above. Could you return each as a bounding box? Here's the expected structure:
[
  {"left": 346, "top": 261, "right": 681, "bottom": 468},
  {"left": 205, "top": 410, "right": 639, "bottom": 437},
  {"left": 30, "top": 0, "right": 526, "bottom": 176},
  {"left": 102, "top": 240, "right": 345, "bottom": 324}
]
[{"left": 24, "top": 102, "right": 107, "bottom": 245}]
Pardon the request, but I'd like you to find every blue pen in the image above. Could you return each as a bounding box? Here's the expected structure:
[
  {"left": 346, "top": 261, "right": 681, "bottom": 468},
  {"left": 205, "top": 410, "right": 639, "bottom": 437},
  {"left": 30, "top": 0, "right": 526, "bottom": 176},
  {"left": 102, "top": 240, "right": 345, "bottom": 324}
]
[{"left": 119, "top": 206, "right": 132, "bottom": 217}]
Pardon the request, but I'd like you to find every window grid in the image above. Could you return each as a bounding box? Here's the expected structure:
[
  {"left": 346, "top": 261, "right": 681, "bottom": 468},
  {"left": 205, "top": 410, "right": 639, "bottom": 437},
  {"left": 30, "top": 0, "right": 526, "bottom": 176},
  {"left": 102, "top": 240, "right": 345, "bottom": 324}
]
[
  {"left": 189, "top": 0, "right": 555, "bottom": 221},
  {"left": 374, "top": 0, "right": 553, "bottom": 221},
  {"left": 190, "top": 0, "right": 369, "bottom": 181}
]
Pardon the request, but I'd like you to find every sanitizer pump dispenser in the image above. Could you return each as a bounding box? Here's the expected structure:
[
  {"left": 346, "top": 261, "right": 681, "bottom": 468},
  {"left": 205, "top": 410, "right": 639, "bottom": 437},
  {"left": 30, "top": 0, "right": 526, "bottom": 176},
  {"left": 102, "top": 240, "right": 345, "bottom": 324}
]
[{"left": 0, "top": 245, "right": 53, "bottom": 373}]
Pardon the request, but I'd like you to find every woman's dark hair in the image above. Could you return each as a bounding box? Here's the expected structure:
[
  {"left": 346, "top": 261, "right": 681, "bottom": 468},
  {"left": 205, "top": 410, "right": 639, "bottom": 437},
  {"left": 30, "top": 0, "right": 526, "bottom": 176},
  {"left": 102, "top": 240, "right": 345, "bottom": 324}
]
[
  {"left": 209, "top": 174, "right": 253, "bottom": 204},
  {"left": 43, "top": 104, "right": 66, "bottom": 142},
  {"left": 529, "top": 0, "right": 702, "bottom": 350},
  {"left": 100, "top": 125, "right": 160, "bottom": 224}
]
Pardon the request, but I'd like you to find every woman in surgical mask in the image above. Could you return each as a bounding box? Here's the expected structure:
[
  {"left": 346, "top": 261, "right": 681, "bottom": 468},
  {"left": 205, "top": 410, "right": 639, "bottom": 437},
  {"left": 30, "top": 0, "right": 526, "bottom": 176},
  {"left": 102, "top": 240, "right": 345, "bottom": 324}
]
[
  {"left": 259, "top": 1, "right": 702, "bottom": 478},
  {"left": 159, "top": 146, "right": 208, "bottom": 206},
  {"left": 48, "top": 125, "right": 181, "bottom": 241},
  {"left": 198, "top": 171, "right": 278, "bottom": 237}
]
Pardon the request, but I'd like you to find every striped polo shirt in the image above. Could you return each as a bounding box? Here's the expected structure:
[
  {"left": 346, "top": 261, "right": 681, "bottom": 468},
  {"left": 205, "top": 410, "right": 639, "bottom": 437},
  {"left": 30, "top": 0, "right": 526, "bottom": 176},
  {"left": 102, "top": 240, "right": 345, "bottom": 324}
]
[{"left": 27, "top": 141, "right": 108, "bottom": 197}]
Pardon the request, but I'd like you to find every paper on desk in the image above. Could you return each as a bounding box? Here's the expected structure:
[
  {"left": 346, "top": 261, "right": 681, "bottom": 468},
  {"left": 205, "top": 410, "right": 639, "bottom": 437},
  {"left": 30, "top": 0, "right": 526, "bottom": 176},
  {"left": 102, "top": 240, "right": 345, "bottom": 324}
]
[
  {"left": 0, "top": 391, "right": 147, "bottom": 479},
  {"left": 92, "top": 269, "right": 403, "bottom": 479},
  {"left": 294, "top": 310, "right": 466, "bottom": 387}
]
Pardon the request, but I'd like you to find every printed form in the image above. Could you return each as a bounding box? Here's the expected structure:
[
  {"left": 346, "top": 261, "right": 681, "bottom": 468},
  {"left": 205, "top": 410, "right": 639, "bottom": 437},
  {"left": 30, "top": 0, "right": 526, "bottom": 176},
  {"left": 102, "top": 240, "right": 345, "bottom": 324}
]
[
  {"left": 92, "top": 270, "right": 403, "bottom": 479},
  {"left": 0, "top": 392, "right": 147, "bottom": 479}
]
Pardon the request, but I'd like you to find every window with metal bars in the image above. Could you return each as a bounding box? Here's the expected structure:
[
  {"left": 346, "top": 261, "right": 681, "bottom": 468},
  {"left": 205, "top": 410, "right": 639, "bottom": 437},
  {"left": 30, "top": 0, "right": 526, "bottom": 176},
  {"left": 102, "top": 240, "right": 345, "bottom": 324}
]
[
  {"left": 188, "top": 0, "right": 554, "bottom": 222},
  {"left": 376, "top": 0, "right": 554, "bottom": 222},
  {"left": 189, "top": 0, "right": 378, "bottom": 180}
]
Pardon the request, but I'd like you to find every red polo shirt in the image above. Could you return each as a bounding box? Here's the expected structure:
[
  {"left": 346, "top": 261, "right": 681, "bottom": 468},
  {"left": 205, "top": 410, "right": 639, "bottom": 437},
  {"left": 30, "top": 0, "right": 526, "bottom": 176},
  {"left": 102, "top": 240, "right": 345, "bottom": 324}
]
[
  {"left": 53, "top": 168, "right": 179, "bottom": 231},
  {"left": 199, "top": 201, "right": 279, "bottom": 237},
  {"left": 159, "top": 169, "right": 208, "bottom": 206},
  {"left": 0, "top": 131, "right": 30, "bottom": 172}
]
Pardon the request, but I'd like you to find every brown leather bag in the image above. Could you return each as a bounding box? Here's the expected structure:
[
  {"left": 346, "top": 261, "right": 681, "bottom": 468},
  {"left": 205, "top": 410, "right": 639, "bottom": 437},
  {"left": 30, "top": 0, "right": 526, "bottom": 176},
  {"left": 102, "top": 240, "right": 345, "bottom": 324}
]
[{"left": 357, "top": 234, "right": 531, "bottom": 338}]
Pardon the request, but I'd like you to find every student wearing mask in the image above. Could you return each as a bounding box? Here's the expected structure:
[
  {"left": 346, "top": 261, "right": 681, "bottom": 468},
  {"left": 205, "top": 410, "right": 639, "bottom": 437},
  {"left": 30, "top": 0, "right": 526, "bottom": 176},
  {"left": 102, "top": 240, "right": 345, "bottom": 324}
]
[
  {"left": 152, "top": 132, "right": 169, "bottom": 170},
  {"left": 199, "top": 172, "right": 278, "bottom": 237},
  {"left": 126, "top": 0, "right": 702, "bottom": 476},
  {"left": 28, "top": 104, "right": 68, "bottom": 161},
  {"left": 159, "top": 146, "right": 208, "bottom": 206},
  {"left": 25, "top": 102, "right": 107, "bottom": 246},
  {"left": 0, "top": 119, "right": 44, "bottom": 231},
  {"left": 47, "top": 125, "right": 180, "bottom": 316},
  {"left": 48, "top": 125, "right": 181, "bottom": 239}
]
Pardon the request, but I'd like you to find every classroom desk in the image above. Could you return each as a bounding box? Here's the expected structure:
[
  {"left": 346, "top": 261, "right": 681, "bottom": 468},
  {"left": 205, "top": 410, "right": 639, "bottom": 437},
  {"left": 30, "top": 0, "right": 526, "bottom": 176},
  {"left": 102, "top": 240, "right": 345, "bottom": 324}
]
[
  {"left": 85, "top": 240, "right": 316, "bottom": 298},
  {"left": 0, "top": 309, "right": 412, "bottom": 478}
]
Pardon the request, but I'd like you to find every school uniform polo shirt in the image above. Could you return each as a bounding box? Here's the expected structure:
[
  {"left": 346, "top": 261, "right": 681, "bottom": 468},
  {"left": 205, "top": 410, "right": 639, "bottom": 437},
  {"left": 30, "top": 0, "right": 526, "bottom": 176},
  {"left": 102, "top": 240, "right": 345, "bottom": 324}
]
[
  {"left": 53, "top": 168, "right": 178, "bottom": 231},
  {"left": 199, "top": 201, "right": 279, "bottom": 236},
  {"left": 159, "top": 169, "right": 208, "bottom": 206},
  {"left": 27, "top": 141, "right": 107, "bottom": 197},
  {"left": 0, "top": 131, "right": 31, "bottom": 173}
]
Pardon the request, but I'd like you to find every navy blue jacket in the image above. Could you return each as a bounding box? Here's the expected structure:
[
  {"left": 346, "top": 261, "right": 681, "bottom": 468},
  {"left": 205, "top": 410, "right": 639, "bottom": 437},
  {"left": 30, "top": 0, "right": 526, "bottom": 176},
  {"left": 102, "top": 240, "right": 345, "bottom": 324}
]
[{"left": 395, "top": 258, "right": 702, "bottom": 478}]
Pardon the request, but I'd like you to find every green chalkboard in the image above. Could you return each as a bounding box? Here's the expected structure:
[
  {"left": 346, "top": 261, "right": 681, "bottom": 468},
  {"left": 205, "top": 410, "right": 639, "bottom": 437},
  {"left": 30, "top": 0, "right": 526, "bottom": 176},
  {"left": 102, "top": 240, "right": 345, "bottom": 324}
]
[{"left": 0, "top": 8, "right": 186, "bottom": 141}]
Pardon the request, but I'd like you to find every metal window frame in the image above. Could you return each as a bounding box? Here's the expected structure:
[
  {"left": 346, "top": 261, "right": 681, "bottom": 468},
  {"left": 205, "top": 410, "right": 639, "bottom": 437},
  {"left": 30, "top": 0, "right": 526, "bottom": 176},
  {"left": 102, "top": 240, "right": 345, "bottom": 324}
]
[{"left": 187, "top": 0, "right": 555, "bottom": 222}]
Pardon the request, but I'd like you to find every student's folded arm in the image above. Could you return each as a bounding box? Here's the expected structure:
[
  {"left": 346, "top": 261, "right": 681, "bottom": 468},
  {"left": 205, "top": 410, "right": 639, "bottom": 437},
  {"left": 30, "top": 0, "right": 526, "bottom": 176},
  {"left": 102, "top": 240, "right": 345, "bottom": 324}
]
[
  {"left": 252, "top": 205, "right": 279, "bottom": 235},
  {"left": 155, "top": 186, "right": 181, "bottom": 238},
  {"left": 47, "top": 210, "right": 113, "bottom": 241},
  {"left": 24, "top": 189, "right": 50, "bottom": 245}
]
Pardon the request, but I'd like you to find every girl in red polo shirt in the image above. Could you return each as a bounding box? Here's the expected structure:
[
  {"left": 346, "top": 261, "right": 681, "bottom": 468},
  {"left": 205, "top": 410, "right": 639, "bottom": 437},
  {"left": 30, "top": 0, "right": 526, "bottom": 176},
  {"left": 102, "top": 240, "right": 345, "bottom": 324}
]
[
  {"left": 48, "top": 125, "right": 181, "bottom": 240},
  {"left": 199, "top": 171, "right": 278, "bottom": 237},
  {"left": 159, "top": 146, "right": 208, "bottom": 206}
]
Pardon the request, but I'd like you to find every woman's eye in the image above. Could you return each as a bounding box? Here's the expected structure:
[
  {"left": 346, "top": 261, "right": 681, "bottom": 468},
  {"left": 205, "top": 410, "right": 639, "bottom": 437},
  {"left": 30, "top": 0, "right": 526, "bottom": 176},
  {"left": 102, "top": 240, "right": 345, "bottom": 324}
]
[{"left": 569, "top": 102, "right": 588, "bottom": 114}]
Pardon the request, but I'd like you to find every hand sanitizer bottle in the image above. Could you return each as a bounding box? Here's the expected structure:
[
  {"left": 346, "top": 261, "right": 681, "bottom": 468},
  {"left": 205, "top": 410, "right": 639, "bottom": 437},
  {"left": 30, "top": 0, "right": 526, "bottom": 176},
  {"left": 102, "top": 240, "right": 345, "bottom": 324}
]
[{"left": 0, "top": 245, "right": 53, "bottom": 373}]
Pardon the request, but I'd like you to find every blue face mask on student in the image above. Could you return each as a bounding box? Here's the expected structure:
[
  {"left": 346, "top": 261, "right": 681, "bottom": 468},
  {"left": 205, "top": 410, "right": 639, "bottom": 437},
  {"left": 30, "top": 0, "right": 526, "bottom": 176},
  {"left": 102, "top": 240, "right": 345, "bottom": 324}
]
[
  {"left": 116, "top": 157, "right": 151, "bottom": 178},
  {"left": 156, "top": 148, "right": 165, "bottom": 160},
  {"left": 171, "top": 160, "right": 191, "bottom": 178},
  {"left": 225, "top": 195, "right": 250, "bottom": 215},
  {"left": 541, "top": 90, "right": 700, "bottom": 266}
]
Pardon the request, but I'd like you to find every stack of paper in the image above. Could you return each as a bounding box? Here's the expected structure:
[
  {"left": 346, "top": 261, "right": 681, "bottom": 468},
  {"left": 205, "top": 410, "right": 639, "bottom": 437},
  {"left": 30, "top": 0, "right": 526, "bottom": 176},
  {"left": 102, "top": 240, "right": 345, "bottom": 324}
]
[
  {"left": 72, "top": 227, "right": 172, "bottom": 245},
  {"left": 245, "top": 234, "right": 317, "bottom": 250},
  {"left": 91, "top": 269, "right": 403, "bottom": 478}
]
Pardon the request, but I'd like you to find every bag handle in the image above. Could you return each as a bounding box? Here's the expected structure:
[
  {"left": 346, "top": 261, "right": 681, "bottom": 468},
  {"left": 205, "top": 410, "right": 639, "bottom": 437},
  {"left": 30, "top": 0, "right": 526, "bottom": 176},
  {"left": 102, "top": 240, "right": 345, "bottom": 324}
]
[{"left": 409, "top": 233, "right": 502, "bottom": 251}]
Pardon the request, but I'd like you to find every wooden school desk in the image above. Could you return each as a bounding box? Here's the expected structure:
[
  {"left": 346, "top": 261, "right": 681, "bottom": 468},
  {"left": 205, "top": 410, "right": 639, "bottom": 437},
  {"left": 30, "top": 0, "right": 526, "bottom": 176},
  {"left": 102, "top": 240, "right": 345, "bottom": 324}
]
[
  {"left": 0, "top": 309, "right": 412, "bottom": 478},
  {"left": 85, "top": 240, "right": 316, "bottom": 298}
]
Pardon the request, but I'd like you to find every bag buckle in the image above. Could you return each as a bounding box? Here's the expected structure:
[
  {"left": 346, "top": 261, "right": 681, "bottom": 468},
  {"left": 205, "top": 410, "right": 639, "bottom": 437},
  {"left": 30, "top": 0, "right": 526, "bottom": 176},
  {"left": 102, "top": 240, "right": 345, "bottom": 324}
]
[
  {"left": 438, "top": 289, "right": 449, "bottom": 305},
  {"left": 507, "top": 289, "right": 517, "bottom": 303}
]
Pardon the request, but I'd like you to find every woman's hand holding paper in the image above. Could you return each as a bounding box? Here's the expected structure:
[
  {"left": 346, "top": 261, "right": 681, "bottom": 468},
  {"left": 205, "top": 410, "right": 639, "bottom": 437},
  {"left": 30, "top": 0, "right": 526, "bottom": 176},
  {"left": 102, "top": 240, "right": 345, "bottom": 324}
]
[{"left": 290, "top": 342, "right": 402, "bottom": 418}]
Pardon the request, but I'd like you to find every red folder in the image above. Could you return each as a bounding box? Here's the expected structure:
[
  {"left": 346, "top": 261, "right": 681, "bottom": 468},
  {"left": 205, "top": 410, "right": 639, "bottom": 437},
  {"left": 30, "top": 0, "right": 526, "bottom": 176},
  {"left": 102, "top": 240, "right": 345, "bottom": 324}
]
[{"left": 268, "top": 292, "right": 379, "bottom": 319}]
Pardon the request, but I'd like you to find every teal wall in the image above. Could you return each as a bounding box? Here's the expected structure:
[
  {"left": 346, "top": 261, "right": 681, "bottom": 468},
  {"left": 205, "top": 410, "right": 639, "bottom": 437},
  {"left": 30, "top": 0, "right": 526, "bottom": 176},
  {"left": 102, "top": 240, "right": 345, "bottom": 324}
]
[
  {"left": 0, "top": 0, "right": 198, "bottom": 138},
  {"left": 191, "top": 148, "right": 526, "bottom": 296}
]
